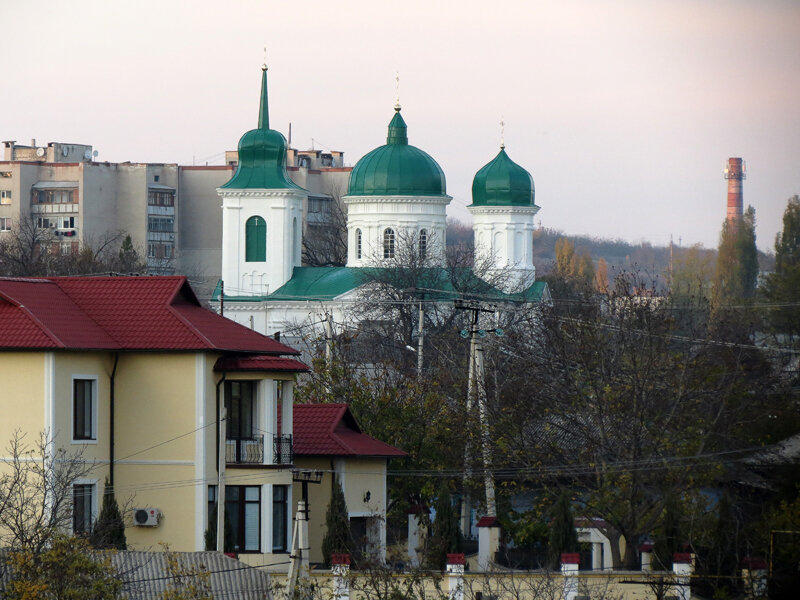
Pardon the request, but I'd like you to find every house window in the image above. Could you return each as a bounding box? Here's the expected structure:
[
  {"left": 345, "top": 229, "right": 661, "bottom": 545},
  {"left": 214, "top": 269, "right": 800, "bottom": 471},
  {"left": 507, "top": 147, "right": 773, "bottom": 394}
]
[
  {"left": 272, "top": 485, "right": 288, "bottom": 552},
  {"left": 73, "top": 482, "right": 95, "bottom": 534},
  {"left": 148, "top": 243, "right": 156, "bottom": 258},
  {"left": 73, "top": 379, "right": 95, "bottom": 441},
  {"left": 356, "top": 229, "right": 362, "bottom": 259},
  {"left": 419, "top": 229, "right": 427, "bottom": 260},
  {"left": 0, "top": 190, "right": 11, "bottom": 204},
  {"left": 36, "top": 189, "right": 75, "bottom": 204},
  {"left": 147, "top": 191, "right": 174, "bottom": 206},
  {"left": 226, "top": 486, "right": 261, "bottom": 552},
  {"left": 245, "top": 216, "right": 266, "bottom": 262},
  {"left": 383, "top": 228, "right": 395, "bottom": 259},
  {"left": 225, "top": 381, "right": 255, "bottom": 439},
  {"left": 0, "top": 218, "right": 10, "bottom": 232},
  {"left": 147, "top": 216, "right": 174, "bottom": 232},
  {"left": 0, "top": 171, "right": 11, "bottom": 178}
]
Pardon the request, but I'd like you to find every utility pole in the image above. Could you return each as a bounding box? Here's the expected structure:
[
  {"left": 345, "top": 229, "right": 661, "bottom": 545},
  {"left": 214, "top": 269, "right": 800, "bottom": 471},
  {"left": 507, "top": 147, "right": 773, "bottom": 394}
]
[
  {"left": 219, "top": 280, "right": 224, "bottom": 317},
  {"left": 324, "top": 312, "right": 334, "bottom": 370},
  {"left": 417, "top": 301, "right": 424, "bottom": 376},
  {"left": 216, "top": 405, "right": 227, "bottom": 552},
  {"left": 455, "top": 299, "right": 502, "bottom": 528}
]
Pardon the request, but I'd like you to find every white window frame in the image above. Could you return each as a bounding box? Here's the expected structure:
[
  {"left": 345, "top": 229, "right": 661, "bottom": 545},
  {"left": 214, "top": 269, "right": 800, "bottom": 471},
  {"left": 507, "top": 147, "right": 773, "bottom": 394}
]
[
  {"left": 0, "top": 217, "right": 10, "bottom": 232},
  {"left": 0, "top": 190, "right": 11, "bottom": 205},
  {"left": 72, "top": 478, "right": 98, "bottom": 535},
  {"left": 71, "top": 375, "right": 98, "bottom": 444}
]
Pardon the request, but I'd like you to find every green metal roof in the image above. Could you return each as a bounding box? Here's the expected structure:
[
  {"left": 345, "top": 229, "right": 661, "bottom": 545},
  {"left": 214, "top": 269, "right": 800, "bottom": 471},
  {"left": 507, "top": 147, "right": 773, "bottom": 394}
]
[
  {"left": 212, "top": 267, "right": 548, "bottom": 304},
  {"left": 470, "top": 147, "right": 535, "bottom": 207},
  {"left": 347, "top": 108, "right": 447, "bottom": 197},
  {"left": 221, "top": 67, "right": 302, "bottom": 191}
]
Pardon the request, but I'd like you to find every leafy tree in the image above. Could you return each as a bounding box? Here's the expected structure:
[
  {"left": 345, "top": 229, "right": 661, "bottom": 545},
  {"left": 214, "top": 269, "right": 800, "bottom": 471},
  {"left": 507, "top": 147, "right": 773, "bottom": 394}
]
[
  {"left": 594, "top": 257, "right": 609, "bottom": 293},
  {"left": 301, "top": 187, "right": 348, "bottom": 267},
  {"left": 161, "top": 544, "right": 213, "bottom": 600},
  {"left": 761, "top": 195, "right": 800, "bottom": 346},
  {"left": 425, "top": 482, "right": 461, "bottom": 570},
  {"left": 712, "top": 205, "right": 758, "bottom": 304},
  {"left": 90, "top": 479, "right": 126, "bottom": 550},
  {"left": 4, "top": 535, "right": 121, "bottom": 600},
  {"left": 322, "top": 476, "right": 354, "bottom": 567},
  {"left": 670, "top": 243, "right": 714, "bottom": 302},
  {"left": 203, "top": 500, "right": 234, "bottom": 552},
  {"left": 652, "top": 493, "right": 681, "bottom": 570},
  {"left": 117, "top": 234, "right": 141, "bottom": 273},
  {"left": 547, "top": 491, "right": 579, "bottom": 568}
]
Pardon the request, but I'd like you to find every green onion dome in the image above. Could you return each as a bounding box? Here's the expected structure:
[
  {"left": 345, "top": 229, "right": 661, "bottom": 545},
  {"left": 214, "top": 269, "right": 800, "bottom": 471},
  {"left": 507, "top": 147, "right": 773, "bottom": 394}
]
[
  {"left": 347, "top": 108, "right": 447, "bottom": 197},
  {"left": 470, "top": 147, "right": 534, "bottom": 207},
  {"left": 222, "top": 67, "right": 301, "bottom": 190}
]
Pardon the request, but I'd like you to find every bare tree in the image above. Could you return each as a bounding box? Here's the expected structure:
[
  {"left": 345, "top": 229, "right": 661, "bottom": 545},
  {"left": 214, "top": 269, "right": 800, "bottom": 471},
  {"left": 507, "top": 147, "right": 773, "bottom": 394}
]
[
  {"left": 302, "top": 188, "right": 348, "bottom": 267},
  {"left": 0, "top": 430, "right": 93, "bottom": 555}
]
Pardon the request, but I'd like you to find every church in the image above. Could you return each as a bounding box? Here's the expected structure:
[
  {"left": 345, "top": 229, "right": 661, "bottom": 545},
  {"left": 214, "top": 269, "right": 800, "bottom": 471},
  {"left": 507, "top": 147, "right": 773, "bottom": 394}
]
[{"left": 213, "top": 65, "right": 549, "bottom": 345}]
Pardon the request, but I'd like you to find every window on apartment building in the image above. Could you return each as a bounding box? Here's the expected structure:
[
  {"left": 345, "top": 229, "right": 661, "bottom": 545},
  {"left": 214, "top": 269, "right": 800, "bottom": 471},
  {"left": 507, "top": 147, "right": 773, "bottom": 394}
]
[
  {"left": 147, "top": 243, "right": 156, "bottom": 258},
  {"left": 0, "top": 171, "right": 11, "bottom": 178},
  {"left": 225, "top": 381, "right": 255, "bottom": 440},
  {"left": 60, "top": 242, "right": 73, "bottom": 256},
  {"left": 245, "top": 216, "right": 266, "bottom": 262},
  {"left": 356, "top": 229, "right": 362, "bottom": 259},
  {"left": 147, "top": 216, "right": 174, "bottom": 232},
  {"left": 227, "top": 486, "right": 261, "bottom": 553},
  {"left": 36, "top": 189, "right": 75, "bottom": 204},
  {"left": 0, "top": 218, "right": 10, "bottom": 232},
  {"left": 73, "top": 379, "right": 95, "bottom": 441},
  {"left": 147, "top": 191, "right": 174, "bottom": 207},
  {"left": 163, "top": 243, "right": 174, "bottom": 259},
  {"left": 73, "top": 482, "right": 95, "bottom": 534},
  {"left": 419, "top": 229, "right": 427, "bottom": 260},
  {"left": 272, "top": 485, "right": 288, "bottom": 552},
  {"left": 0, "top": 190, "right": 11, "bottom": 205},
  {"left": 383, "top": 228, "right": 395, "bottom": 259}
]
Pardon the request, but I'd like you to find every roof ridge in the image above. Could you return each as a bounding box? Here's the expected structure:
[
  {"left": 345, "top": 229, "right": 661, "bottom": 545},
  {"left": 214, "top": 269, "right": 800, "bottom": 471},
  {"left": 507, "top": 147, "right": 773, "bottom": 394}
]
[
  {"left": 0, "top": 287, "right": 65, "bottom": 348},
  {"left": 164, "top": 277, "right": 215, "bottom": 349},
  {"left": 49, "top": 279, "right": 127, "bottom": 348}
]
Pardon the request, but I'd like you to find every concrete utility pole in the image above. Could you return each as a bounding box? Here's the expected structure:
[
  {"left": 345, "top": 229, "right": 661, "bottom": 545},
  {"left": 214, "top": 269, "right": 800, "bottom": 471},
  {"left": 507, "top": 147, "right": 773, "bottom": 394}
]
[
  {"left": 417, "top": 301, "right": 424, "bottom": 376},
  {"left": 324, "top": 312, "right": 334, "bottom": 370},
  {"left": 455, "top": 299, "right": 501, "bottom": 528},
  {"left": 216, "top": 405, "right": 227, "bottom": 552}
]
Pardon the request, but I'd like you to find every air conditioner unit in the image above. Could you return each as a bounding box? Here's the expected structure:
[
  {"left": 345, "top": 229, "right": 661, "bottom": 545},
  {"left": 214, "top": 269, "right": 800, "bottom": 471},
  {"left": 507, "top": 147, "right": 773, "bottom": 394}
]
[{"left": 133, "top": 507, "right": 160, "bottom": 527}]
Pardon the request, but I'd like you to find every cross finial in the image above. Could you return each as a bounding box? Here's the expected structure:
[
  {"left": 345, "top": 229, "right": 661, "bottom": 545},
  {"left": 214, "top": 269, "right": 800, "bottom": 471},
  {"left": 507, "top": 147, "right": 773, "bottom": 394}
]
[
  {"left": 262, "top": 46, "right": 268, "bottom": 71},
  {"left": 500, "top": 117, "right": 505, "bottom": 149},
  {"left": 394, "top": 71, "right": 401, "bottom": 111}
]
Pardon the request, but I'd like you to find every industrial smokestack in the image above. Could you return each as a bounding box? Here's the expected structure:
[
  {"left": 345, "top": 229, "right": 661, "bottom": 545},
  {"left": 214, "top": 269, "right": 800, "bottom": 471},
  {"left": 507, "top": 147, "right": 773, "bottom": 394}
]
[{"left": 723, "top": 157, "right": 746, "bottom": 223}]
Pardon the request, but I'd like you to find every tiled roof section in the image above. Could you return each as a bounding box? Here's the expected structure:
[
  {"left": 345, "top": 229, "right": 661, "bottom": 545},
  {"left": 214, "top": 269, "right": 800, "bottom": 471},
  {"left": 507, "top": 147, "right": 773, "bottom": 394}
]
[
  {"left": 0, "top": 276, "right": 301, "bottom": 354},
  {"left": 0, "top": 279, "right": 117, "bottom": 349},
  {"left": 293, "top": 403, "right": 407, "bottom": 458},
  {"left": 214, "top": 354, "right": 309, "bottom": 373}
]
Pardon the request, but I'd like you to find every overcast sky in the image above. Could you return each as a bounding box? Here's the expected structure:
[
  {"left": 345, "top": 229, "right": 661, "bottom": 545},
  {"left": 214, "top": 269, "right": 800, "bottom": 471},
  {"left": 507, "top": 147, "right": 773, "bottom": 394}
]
[{"left": 3, "top": 0, "right": 798, "bottom": 251}]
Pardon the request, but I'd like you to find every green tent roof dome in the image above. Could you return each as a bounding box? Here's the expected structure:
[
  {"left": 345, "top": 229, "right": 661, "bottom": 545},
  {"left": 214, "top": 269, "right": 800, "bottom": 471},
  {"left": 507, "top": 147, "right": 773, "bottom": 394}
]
[
  {"left": 222, "top": 67, "right": 301, "bottom": 190},
  {"left": 470, "top": 147, "right": 535, "bottom": 207},
  {"left": 347, "top": 108, "right": 447, "bottom": 197}
]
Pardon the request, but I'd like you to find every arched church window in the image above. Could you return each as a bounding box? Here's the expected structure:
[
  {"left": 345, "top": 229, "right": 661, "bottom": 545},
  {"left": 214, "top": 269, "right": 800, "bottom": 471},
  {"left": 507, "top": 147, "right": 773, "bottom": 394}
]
[
  {"left": 356, "top": 229, "right": 362, "bottom": 259},
  {"left": 245, "top": 216, "right": 266, "bottom": 262},
  {"left": 419, "top": 229, "right": 427, "bottom": 260},
  {"left": 383, "top": 228, "right": 395, "bottom": 259}
]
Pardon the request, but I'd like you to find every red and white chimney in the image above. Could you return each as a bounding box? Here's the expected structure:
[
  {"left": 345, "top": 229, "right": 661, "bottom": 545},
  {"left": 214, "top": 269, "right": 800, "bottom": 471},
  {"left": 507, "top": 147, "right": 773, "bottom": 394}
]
[{"left": 723, "top": 157, "right": 746, "bottom": 223}]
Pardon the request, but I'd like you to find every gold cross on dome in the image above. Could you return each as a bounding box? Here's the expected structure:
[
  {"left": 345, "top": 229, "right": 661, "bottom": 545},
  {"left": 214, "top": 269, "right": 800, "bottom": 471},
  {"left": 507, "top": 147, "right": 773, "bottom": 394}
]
[
  {"left": 394, "top": 71, "right": 401, "bottom": 111},
  {"left": 262, "top": 46, "right": 267, "bottom": 70},
  {"left": 500, "top": 117, "right": 505, "bottom": 149}
]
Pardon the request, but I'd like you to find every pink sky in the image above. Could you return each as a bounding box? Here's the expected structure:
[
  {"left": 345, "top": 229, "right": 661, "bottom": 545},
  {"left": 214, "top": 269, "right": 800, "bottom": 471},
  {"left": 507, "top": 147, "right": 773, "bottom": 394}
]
[{"left": 3, "top": 0, "right": 798, "bottom": 250}]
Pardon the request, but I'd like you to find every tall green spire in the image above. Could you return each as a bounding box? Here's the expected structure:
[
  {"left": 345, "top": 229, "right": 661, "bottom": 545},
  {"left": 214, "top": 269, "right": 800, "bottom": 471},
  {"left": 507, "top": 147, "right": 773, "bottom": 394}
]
[
  {"left": 386, "top": 108, "right": 408, "bottom": 145},
  {"left": 258, "top": 65, "right": 269, "bottom": 129}
]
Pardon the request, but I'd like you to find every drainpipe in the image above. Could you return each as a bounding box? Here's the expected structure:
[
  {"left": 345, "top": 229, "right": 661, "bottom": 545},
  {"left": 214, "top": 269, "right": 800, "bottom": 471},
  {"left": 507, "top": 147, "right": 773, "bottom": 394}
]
[
  {"left": 215, "top": 374, "right": 227, "bottom": 473},
  {"left": 109, "top": 352, "right": 119, "bottom": 488}
]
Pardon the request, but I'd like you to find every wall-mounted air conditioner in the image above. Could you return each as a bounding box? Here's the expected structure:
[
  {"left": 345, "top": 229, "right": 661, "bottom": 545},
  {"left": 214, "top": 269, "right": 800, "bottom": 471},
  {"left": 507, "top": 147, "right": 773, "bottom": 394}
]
[{"left": 133, "top": 507, "right": 160, "bottom": 527}]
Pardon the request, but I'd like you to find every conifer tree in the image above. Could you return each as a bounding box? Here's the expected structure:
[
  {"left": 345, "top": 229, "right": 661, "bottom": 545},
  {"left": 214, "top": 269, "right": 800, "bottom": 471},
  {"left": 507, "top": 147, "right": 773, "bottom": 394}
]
[
  {"left": 425, "top": 482, "right": 461, "bottom": 570},
  {"left": 90, "top": 478, "right": 126, "bottom": 550},
  {"left": 322, "top": 476, "right": 354, "bottom": 567},
  {"left": 547, "top": 491, "right": 579, "bottom": 569},
  {"left": 762, "top": 195, "right": 800, "bottom": 344},
  {"left": 712, "top": 206, "right": 758, "bottom": 304}
]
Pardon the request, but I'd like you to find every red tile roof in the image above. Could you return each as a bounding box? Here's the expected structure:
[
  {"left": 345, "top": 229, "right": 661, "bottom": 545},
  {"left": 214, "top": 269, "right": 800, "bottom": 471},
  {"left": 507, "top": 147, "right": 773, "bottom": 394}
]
[
  {"left": 214, "top": 355, "right": 308, "bottom": 373},
  {"left": 293, "top": 403, "right": 407, "bottom": 458},
  {"left": 0, "top": 276, "right": 299, "bottom": 355}
]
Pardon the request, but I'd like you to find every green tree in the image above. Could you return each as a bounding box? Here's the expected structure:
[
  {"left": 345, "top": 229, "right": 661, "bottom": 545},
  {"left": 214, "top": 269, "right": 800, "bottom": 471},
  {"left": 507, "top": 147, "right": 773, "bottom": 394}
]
[
  {"left": 652, "top": 493, "right": 681, "bottom": 570},
  {"left": 761, "top": 195, "right": 800, "bottom": 345},
  {"left": 712, "top": 206, "right": 758, "bottom": 304},
  {"left": 203, "top": 501, "right": 234, "bottom": 553},
  {"left": 425, "top": 482, "right": 461, "bottom": 570},
  {"left": 4, "top": 535, "right": 121, "bottom": 600},
  {"left": 90, "top": 479, "right": 126, "bottom": 550},
  {"left": 547, "top": 491, "right": 579, "bottom": 568},
  {"left": 322, "top": 476, "right": 354, "bottom": 567},
  {"left": 671, "top": 243, "right": 714, "bottom": 302},
  {"left": 117, "top": 234, "right": 141, "bottom": 273}
]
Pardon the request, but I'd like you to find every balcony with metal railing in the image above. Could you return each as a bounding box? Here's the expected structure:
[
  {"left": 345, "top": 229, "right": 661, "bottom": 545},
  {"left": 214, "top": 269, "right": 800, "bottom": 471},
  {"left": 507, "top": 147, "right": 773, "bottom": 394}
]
[
  {"left": 226, "top": 435, "right": 264, "bottom": 464},
  {"left": 273, "top": 434, "right": 293, "bottom": 465}
]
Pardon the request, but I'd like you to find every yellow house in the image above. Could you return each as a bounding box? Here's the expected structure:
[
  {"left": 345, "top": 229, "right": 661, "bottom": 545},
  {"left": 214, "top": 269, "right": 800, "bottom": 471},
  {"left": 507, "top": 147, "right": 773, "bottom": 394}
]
[
  {"left": 291, "top": 403, "right": 406, "bottom": 565},
  {"left": 0, "top": 275, "right": 307, "bottom": 567}
]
